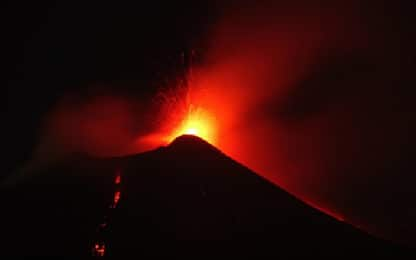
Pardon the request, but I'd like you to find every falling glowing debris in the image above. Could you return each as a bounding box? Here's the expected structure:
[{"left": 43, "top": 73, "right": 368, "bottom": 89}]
[
  {"left": 115, "top": 174, "right": 121, "bottom": 184},
  {"left": 112, "top": 172, "right": 122, "bottom": 207},
  {"left": 92, "top": 243, "right": 105, "bottom": 257},
  {"left": 114, "top": 191, "right": 121, "bottom": 205}
]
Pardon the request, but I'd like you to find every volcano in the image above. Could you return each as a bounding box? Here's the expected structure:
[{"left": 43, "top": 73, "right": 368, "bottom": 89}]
[{"left": 0, "top": 135, "right": 412, "bottom": 257}]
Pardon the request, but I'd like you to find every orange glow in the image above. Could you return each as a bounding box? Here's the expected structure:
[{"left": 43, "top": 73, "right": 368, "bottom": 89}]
[{"left": 167, "top": 106, "right": 218, "bottom": 145}]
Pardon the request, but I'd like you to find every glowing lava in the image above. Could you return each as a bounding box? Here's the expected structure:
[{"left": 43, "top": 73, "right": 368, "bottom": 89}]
[
  {"left": 168, "top": 106, "right": 218, "bottom": 145},
  {"left": 185, "top": 128, "right": 197, "bottom": 135}
]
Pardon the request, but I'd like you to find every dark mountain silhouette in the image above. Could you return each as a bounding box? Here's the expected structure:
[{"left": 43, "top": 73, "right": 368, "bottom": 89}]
[{"left": 0, "top": 135, "right": 413, "bottom": 257}]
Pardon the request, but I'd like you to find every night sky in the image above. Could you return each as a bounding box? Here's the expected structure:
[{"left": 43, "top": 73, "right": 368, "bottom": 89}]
[{"left": 4, "top": 1, "right": 416, "bottom": 246}]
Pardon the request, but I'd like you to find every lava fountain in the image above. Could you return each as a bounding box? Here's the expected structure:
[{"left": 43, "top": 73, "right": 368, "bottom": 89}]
[{"left": 167, "top": 105, "right": 218, "bottom": 145}]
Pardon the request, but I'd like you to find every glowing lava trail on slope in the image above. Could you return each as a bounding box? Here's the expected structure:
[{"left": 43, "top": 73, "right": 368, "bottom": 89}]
[{"left": 92, "top": 169, "right": 122, "bottom": 257}]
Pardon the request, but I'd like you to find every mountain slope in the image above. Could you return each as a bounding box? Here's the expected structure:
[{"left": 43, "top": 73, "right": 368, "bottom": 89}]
[{"left": 0, "top": 135, "right": 412, "bottom": 257}]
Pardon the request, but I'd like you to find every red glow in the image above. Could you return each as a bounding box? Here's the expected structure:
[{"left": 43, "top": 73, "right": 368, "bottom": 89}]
[
  {"left": 304, "top": 199, "right": 345, "bottom": 222},
  {"left": 114, "top": 191, "right": 121, "bottom": 204},
  {"left": 92, "top": 243, "right": 105, "bottom": 257},
  {"left": 115, "top": 174, "right": 121, "bottom": 185},
  {"left": 44, "top": 95, "right": 140, "bottom": 157}
]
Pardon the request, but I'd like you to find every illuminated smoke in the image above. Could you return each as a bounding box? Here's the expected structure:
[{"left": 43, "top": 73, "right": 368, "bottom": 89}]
[
  {"left": 25, "top": 1, "right": 414, "bottom": 245},
  {"left": 152, "top": 1, "right": 414, "bottom": 244},
  {"left": 156, "top": 1, "right": 366, "bottom": 211}
]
